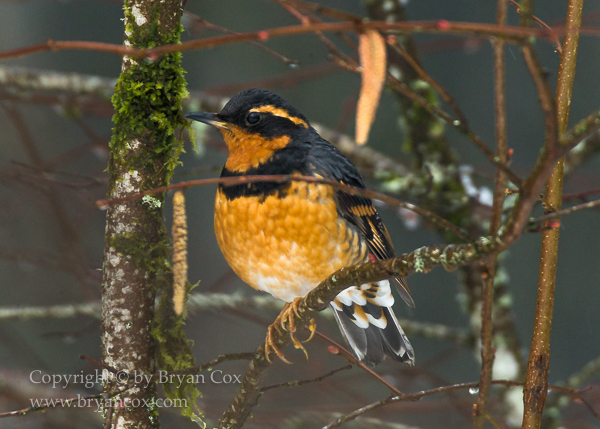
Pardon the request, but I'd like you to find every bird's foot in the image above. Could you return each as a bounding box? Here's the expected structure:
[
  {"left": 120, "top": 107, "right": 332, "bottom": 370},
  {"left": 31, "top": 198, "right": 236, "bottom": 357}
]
[
  {"left": 264, "top": 298, "right": 315, "bottom": 363},
  {"left": 264, "top": 318, "right": 292, "bottom": 364}
]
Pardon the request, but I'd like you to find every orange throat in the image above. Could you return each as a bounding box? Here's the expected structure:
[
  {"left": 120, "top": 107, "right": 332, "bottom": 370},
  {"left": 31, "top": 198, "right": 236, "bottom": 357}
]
[{"left": 219, "top": 127, "right": 291, "bottom": 173}]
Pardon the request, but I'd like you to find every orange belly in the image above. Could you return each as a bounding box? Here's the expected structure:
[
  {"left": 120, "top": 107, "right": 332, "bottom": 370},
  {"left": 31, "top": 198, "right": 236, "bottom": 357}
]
[{"left": 214, "top": 182, "right": 367, "bottom": 302}]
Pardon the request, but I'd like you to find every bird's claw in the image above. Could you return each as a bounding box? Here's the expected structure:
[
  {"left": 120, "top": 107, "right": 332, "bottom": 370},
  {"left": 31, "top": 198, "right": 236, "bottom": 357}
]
[
  {"left": 265, "top": 323, "right": 292, "bottom": 364},
  {"left": 264, "top": 298, "right": 316, "bottom": 363},
  {"left": 303, "top": 318, "right": 317, "bottom": 343}
]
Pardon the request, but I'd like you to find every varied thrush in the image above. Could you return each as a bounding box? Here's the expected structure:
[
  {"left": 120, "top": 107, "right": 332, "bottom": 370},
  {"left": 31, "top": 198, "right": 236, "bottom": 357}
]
[{"left": 186, "top": 89, "right": 415, "bottom": 366}]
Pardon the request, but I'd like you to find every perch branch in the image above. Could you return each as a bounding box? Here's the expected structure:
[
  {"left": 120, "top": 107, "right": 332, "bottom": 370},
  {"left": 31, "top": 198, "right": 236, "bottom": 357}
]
[{"left": 522, "top": 0, "right": 583, "bottom": 427}]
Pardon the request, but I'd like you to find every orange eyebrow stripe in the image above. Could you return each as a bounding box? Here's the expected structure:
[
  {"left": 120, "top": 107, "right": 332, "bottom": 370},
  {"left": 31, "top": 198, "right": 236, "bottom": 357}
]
[{"left": 249, "top": 105, "right": 308, "bottom": 128}]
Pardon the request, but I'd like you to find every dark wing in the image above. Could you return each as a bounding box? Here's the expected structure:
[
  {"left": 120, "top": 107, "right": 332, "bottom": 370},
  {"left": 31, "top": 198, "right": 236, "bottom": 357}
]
[{"left": 306, "top": 137, "right": 415, "bottom": 308}]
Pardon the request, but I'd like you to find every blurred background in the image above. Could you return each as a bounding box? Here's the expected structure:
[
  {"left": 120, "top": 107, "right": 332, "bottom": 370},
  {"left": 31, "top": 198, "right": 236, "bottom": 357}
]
[{"left": 0, "top": 0, "right": 599, "bottom": 428}]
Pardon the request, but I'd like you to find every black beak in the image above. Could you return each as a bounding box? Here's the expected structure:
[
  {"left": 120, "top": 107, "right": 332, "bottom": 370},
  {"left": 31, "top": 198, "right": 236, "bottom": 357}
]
[{"left": 185, "top": 112, "right": 231, "bottom": 130}]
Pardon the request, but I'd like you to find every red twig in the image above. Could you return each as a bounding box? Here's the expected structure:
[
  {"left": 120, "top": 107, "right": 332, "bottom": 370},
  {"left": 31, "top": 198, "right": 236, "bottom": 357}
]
[
  {"left": 563, "top": 187, "right": 600, "bottom": 201},
  {"left": 508, "top": 0, "right": 563, "bottom": 54},
  {"left": 80, "top": 354, "right": 120, "bottom": 375},
  {"left": 0, "top": 21, "right": 579, "bottom": 63},
  {"left": 313, "top": 330, "right": 405, "bottom": 397},
  {"left": 95, "top": 174, "right": 470, "bottom": 241}
]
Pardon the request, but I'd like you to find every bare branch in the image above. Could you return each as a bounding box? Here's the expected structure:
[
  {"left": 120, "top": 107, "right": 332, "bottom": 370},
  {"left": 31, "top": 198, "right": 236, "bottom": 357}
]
[
  {"left": 0, "top": 21, "right": 575, "bottom": 63},
  {"left": 323, "top": 379, "right": 593, "bottom": 429},
  {"left": 95, "top": 174, "right": 471, "bottom": 241},
  {"left": 183, "top": 11, "right": 300, "bottom": 66},
  {"left": 507, "top": 0, "right": 563, "bottom": 54},
  {"left": 565, "top": 354, "right": 600, "bottom": 390},
  {"left": 530, "top": 198, "right": 600, "bottom": 224},
  {"left": 522, "top": 0, "right": 583, "bottom": 426},
  {"left": 474, "top": 1, "right": 510, "bottom": 425},
  {"left": 260, "top": 364, "right": 352, "bottom": 393},
  {"left": 0, "top": 386, "right": 130, "bottom": 419},
  {"left": 313, "top": 331, "right": 405, "bottom": 397}
]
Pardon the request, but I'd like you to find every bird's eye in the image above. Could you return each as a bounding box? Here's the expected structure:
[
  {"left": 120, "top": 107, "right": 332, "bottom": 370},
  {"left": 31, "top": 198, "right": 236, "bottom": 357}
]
[{"left": 246, "top": 112, "right": 261, "bottom": 125}]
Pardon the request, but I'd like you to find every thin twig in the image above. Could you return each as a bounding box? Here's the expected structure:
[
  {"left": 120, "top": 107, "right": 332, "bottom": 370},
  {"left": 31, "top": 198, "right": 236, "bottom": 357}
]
[
  {"left": 473, "top": 1, "right": 509, "bottom": 426},
  {"left": 0, "top": 295, "right": 472, "bottom": 346},
  {"left": 103, "top": 404, "right": 114, "bottom": 429},
  {"left": 565, "top": 354, "right": 600, "bottom": 390},
  {"left": 2, "top": 102, "right": 95, "bottom": 298},
  {"left": 580, "top": 397, "right": 600, "bottom": 419},
  {"left": 95, "top": 174, "right": 471, "bottom": 241},
  {"left": 563, "top": 187, "right": 600, "bottom": 201},
  {"left": 385, "top": 75, "right": 522, "bottom": 188},
  {"left": 313, "top": 330, "right": 405, "bottom": 397},
  {"left": 322, "top": 379, "right": 593, "bottom": 429},
  {"left": 206, "top": 61, "right": 339, "bottom": 95},
  {"left": 80, "top": 354, "right": 120, "bottom": 375},
  {"left": 386, "top": 37, "right": 468, "bottom": 132},
  {"left": 183, "top": 11, "right": 300, "bottom": 66},
  {"left": 0, "top": 393, "right": 102, "bottom": 418},
  {"left": 260, "top": 364, "right": 352, "bottom": 392},
  {"left": 0, "top": 21, "right": 576, "bottom": 63},
  {"left": 165, "top": 352, "right": 256, "bottom": 376},
  {"left": 384, "top": 37, "right": 522, "bottom": 189},
  {"left": 275, "top": 0, "right": 360, "bottom": 69},
  {"left": 83, "top": 350, "right": 255, "bottom": 380},
  {"left": 271, "top": 0, "right": 362, "bottom": 22},
  {"left": 484, "top": 411, "right": 504, "bottom": 429},
  {"left": 530, "top": 198, "right": 600, "bottom": 224},
  {"left": 523, "top": 47, "right": 558, "bottom": 156},
  {"left": 0, "top": 65, "right": 413, "bottom": 185},
  {"left": 0, "top": 385, "right": 131, "bottom": 419},
  {"left": 508, "top": 0, "right": 562, "bottom": 54},
  {"left": 560, "top": 106, "right": 600, "bottom": 149}
]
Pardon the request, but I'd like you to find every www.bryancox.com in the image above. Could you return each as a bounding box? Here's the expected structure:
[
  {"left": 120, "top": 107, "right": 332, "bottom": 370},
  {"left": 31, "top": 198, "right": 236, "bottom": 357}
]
[{"left": 30, "top": 396, "right": 187, "bottom": 412}]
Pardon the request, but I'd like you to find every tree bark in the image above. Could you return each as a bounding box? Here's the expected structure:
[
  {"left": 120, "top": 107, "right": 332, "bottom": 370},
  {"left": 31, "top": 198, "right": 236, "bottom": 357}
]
[{"left": 101, "top": 1, "right": 185, "bottom": 428}]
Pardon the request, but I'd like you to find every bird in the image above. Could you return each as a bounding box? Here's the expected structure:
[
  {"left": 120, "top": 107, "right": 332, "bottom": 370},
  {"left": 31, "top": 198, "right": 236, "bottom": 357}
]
[{"left": 185, "top": 88, "right": 415, "bottom": 366}]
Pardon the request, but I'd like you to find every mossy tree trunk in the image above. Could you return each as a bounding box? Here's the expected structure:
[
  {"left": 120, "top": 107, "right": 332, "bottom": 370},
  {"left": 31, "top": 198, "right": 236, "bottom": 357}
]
[{"left": 100, "top": 1, "right": 186, "bottom": 428}]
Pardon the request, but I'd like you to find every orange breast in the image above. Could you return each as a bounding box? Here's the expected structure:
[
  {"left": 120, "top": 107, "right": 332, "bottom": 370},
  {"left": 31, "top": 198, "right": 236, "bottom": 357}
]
[{"left": 214, "top": 182, "right": 367, "bottom": 302}]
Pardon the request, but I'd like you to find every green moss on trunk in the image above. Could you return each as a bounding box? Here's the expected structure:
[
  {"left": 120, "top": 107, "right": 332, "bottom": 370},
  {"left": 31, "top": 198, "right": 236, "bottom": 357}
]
[{"left": 103, "top": 1, "right": 200, "bottom": 427}]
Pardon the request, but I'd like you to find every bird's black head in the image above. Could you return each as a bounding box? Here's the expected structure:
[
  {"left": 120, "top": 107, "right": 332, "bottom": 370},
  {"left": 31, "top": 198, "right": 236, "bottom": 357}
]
[
  {"left": 218, "top": 88, "right": 310, "bottom": 134},
  {"left": 186, "top": 89, "right": 312, "bottom": 173}
]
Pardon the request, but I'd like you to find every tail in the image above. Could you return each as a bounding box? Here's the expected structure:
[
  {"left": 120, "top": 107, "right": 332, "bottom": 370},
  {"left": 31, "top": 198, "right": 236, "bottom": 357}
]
[{"left": 330, "top": 280, "right": 414, "bottom": 366}]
